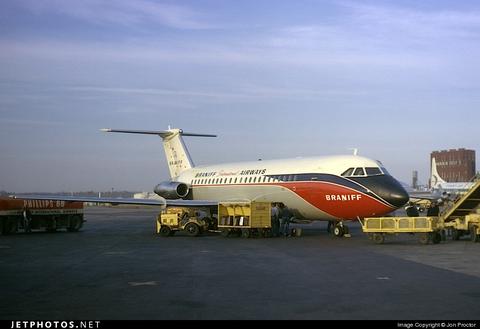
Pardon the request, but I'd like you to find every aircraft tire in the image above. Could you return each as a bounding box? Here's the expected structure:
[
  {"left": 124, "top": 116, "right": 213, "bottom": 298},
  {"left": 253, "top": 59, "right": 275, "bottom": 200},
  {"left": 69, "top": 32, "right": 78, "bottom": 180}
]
[
  {"left": 373, "top": 233, "right": 384, "bottom": 244},
  {"left": 333, "top": 224, "right": 344, "bottom": 237}
]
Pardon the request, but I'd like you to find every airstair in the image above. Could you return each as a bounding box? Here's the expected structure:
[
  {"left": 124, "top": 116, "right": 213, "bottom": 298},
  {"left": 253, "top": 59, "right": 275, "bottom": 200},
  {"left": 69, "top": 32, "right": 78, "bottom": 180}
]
[
  {"left": 439, "top": 173, "right": 480, "bottom": 222},
  {"left": 359, "top": 173, "right": 480, "bottom": 244}
]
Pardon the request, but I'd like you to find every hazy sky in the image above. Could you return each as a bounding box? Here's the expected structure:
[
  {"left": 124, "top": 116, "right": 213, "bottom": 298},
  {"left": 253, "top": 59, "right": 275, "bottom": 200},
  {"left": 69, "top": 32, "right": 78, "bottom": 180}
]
[{"left": 1, "top": 0, "right": 479, "bottom": 193}]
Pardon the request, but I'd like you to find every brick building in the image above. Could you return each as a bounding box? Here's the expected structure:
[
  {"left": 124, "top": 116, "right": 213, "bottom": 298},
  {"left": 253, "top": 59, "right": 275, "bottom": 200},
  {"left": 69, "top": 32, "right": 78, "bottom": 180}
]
[{"left": 430, "top": 149, "right": 476, "bottom": 183}]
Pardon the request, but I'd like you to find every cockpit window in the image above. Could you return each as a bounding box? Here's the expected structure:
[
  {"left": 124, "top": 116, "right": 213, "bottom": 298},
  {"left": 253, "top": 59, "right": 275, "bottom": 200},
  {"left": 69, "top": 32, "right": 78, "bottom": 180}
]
[
  {"left": 342, "top": 167, "right": 386, "bottom": 177},
  {"left": 354, "top": 168, "right": 365, "bottom": 176},
  {"left": 341, "top": 168, "right": 355, "bottom": 177},
  {"left": 380, "top": 167, "right": 391, "bottom": 176},
  {"left": 365, "top": 167, "right": 382, "bottom": 176}
]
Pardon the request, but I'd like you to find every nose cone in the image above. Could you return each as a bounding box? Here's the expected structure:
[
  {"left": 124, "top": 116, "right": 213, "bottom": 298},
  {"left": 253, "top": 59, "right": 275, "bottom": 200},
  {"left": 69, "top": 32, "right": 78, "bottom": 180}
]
[
  {"left": 354, "top": 175, "right": 410, "bottom": 208},
  {"left": 384, "top": 179, "right": 410, "bottom": 207}
]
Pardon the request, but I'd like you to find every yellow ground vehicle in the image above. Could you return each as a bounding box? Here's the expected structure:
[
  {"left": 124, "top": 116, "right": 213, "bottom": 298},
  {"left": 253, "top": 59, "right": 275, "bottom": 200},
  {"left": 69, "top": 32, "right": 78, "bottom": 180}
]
[
  {"left": 445, "top": 211, "right": 480, "bottom": 242},
  {"left": 359, "top": 216, "right": 442, "bottom": 245},
  {"left": 156, "top": 207, "right": 212, "bottom": 237},
  {"left": 361, "top": 174, "right": 480, "bottom": 245},
  {"left": 217, "top": 202, "right": 271, "bottom": 238}
]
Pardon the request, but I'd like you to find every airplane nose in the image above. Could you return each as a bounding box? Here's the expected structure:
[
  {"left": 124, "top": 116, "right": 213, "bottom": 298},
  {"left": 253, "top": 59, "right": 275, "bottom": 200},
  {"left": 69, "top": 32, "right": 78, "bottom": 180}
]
[
  {"left": 386, "top": 183, "right": 410, "bottom": 207},
  {"left": 354, "top": 175, "right": 409, "bottom": 208},
  {"left": 374, "top": 176, "right": 410, "bottom": 207}
]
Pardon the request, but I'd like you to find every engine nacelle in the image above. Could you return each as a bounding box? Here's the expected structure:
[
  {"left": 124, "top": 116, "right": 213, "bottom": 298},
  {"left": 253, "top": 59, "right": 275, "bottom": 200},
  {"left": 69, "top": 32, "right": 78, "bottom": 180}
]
[{"left": 154, "top": 181, "right": 189, "bottom": 199}]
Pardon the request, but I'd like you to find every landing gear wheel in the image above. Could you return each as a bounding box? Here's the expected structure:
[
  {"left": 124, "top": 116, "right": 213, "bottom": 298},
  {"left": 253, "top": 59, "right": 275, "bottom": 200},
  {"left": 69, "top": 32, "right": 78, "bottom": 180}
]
[
  {"left": 160, "top": 226, "right": 172, "bottom": 237},
  {"left": 333, "top": 224, "right": 345, "bottom": 237},
  {"left": 185, "top": 223, "right": 200, "bottom": 237},
  {"left": 373, "top": 233, "right": 385, "bottom": 244},
  {"left": 418, "top": 233, "right": 430, "bottom": 245}
]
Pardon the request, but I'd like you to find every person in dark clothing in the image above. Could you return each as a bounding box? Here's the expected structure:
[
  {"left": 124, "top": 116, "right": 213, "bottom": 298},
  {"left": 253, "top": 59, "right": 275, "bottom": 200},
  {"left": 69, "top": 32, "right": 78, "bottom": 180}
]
[
  {"left": 327, "top": 221, "right": 334, "bottom": 233},
  {"left": 22, "top": 206, "right": 32, "bottom": 234},
  {"left": 280, "top": 206, "right": 292, "bottom": 236},
  {"left": 427, "top": 201, "right": 439, "bottom": 216},
  {"left": 406, "top": 202, "right": 419, "bottom": 217}
]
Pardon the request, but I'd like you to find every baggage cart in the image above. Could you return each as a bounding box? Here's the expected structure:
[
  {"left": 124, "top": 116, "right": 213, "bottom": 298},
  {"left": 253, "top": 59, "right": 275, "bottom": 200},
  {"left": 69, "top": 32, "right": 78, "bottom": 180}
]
[
  {"left": 218, "top": 202, "right": 271, "bottom": 238},
  {"left": 359, "top": 216, "right": 443, "bottom": 245}
]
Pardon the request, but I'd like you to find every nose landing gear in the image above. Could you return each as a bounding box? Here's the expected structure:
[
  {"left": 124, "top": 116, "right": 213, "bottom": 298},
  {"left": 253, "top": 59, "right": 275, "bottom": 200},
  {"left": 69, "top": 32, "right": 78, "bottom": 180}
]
[{"left": 333, "top": 222, "right": 350, "bottom": 237}]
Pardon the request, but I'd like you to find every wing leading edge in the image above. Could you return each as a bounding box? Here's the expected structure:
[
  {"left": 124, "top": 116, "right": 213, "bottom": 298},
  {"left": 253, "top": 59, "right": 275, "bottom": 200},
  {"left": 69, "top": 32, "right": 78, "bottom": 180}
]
[{"left": 9, "top": 195, "right": 219, "bottom": 208}]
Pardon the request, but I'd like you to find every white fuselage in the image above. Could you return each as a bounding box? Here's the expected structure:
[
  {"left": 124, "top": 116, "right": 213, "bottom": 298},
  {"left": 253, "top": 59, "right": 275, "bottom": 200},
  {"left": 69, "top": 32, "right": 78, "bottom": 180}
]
[{"left": 167, "top": 155, "right": 408, "bottom": 221}]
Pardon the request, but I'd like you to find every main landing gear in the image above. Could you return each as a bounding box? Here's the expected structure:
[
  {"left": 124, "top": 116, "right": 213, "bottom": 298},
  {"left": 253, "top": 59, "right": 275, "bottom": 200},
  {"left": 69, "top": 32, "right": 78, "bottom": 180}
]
[{"left": 333, "top": 222, "right": 349, "bottom": 237}]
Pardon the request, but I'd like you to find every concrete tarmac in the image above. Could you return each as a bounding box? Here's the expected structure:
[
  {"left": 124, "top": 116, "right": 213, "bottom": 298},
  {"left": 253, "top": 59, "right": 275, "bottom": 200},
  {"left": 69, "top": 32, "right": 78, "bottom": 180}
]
[{"left": 1, "top": 206, "right": 480, "bottom": 320}]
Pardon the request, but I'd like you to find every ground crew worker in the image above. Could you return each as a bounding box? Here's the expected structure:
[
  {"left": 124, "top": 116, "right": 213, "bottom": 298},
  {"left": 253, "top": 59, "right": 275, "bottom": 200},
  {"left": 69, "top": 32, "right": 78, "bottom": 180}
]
[
  {"left": 280, "top": 205, "right": 292, "bottom": 236},
  {"left": 406, "top": 202, "right": 419, "bottom": 217},
  {"left": 270, "top": 203, "right": 280, "bottom": 237},
  {"left": 22, "top": 206, "right": 32, "bottom": 234}
]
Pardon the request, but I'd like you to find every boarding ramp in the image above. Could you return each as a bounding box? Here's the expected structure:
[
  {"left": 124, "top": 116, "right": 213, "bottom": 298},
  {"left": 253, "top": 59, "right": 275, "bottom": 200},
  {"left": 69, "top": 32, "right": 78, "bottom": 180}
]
[{"left": 440, "top": 173, "right": 480, "bottom": 222}]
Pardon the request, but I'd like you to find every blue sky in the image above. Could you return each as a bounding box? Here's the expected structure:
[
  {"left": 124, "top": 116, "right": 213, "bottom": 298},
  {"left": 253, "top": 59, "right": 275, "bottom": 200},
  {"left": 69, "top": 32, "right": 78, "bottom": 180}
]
[{"left": 1, "top": 0, "right": 479, "bottom": 193}]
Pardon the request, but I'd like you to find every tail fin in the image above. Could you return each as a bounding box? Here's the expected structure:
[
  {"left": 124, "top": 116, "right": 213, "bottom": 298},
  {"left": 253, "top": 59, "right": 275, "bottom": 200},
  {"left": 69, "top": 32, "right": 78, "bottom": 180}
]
[
  {"left": 101, "top": 127, "right": 216, "bottom": 178},
  {"left": 430, "top": 157, "right": 446, "bottom": 188}
]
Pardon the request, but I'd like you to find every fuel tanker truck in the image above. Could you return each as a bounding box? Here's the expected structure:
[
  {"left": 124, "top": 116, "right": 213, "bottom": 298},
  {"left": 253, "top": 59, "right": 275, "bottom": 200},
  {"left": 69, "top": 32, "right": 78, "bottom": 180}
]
[{"left": 0, "top": 197, "right": 84, "bottom": 235}]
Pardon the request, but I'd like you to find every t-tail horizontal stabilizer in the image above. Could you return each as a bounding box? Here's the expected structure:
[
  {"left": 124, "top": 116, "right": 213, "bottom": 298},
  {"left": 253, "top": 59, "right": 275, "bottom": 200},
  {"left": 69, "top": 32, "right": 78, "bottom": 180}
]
[{"left": 101, "top": 127, "right": 216, "bottom": 178}]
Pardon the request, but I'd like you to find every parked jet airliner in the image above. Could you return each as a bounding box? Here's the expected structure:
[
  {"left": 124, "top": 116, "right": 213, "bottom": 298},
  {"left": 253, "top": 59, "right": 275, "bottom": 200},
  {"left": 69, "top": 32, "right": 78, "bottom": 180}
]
[
  {"left": 430, "top": 158, "right": 475, "bottom": 193},
  {"left": 12, "top": 127, "right": 409, "bottom": 236}
]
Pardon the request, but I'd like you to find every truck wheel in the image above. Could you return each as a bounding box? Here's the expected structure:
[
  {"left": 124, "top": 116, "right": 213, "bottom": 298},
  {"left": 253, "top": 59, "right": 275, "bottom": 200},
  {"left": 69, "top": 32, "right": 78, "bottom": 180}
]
[
  {"left": 262, "top": 229, "right": 271, "bottom": 238},
  {"left": 373, "top": 233, "right": 384, "bottom": 244},
  {"left": 451, "top": 229, "right": 461, "bottom": 241},
  {"left": 470, "top": 225, "right": 479, "bottom": 242},
  {"left": 160, "top": 226, "right": 172, "bottom": 237},
  {"left": 431, "top": 232, "right": 442, "bottom": 244},
  {"left": 221, "top": 228, "right": 230, "bottom": 237},
  {"left": 201, "top": 217, "right": 212, "bottom": 230},
  {"left": 185, "top": 223, "right": 200, "bottom": 237},
  {"left": 2, "top": 217, "right": 19, "bottom": 235},
  {"left": 418, "top": 233, "right": 430, "bottom": 245},
  {"left": 241, "top": 229, "right": 251, "bottom": 238},
  {"left": 67, "top": 215, "right": 83, "bottom": 232}
]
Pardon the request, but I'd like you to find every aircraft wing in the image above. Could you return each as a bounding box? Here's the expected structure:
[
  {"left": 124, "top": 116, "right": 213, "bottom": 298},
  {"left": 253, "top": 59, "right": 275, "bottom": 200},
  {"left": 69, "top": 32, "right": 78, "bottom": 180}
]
[
  {"left": 408, "top": 191, "right": 442, "bottom": 202},
  {"left": 9, "top": 195, "right": 219, "bottom": 208}
]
